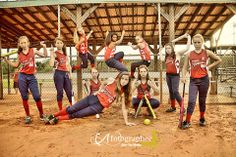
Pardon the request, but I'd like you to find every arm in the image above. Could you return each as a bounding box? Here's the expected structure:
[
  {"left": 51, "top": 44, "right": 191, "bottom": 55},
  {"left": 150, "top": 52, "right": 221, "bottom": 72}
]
[
  {"left": 35, "top": 41, "right": 48, "bottom": 57},
  {"left": 49, "top": 45, "right": 55, "bottom": 67},
  {"left": 207, "top": 50, "right": 222, "bottom": 70},
  {"left": 181, "top": 54, "right": 189, "bottom": 83},
  {"left": 105, "top": 30, "right": 109, "bottom": 38},
  {"left": 3, "top": 57, "right": 20, "bottom": 68},
  {"left": 93, "top": 77, "right": 114, "bottom": 95},
  {"left": 128, "top": 42, "right": 139, "bottom": 50},
  {"left": 115, "top": 30, "right": 125, "bottom": 45},
  {"left": 147, "top": 79, "right": 159, "bottom": 93},
  {"left": 131, "top": 79, "right": 140, "bottom": 94},
  {"left": 174, "top": 33, "right": 191, "bottom": 56},
  {"left": 86, "top": 30, "right": 93, "bottom": 39},
  {"left": 82, "top": 79, "right": 90, "bottom": 95},
  {"left": 121, "top": 94, "right": 136, "bottom": 126},
  {"left": 66, "top": 56, "right": 72, "bottom": 78}
]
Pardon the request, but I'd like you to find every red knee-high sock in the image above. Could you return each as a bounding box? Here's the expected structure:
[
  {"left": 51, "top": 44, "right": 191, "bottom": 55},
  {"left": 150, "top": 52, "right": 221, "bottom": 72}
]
[
  {"left": 57, "top": 115, "right": 70, "bottom": 120},
  {"left": 54, "top": 107, "right": 68, "bottom": 117},
  {"left": 171, "top": 99, "right": 176, "bottom": 108},
  {"left": 58, "top": 101, "right": 63, "bottom": 110},
  {"left": 36, "top": 100, "right": 43, "bottom": 115},
  {"left": 186, "top": 113, "right": 192, "bottom": 123},
  {"left": 200, "top": 112, "right": 205, "bottom": 119},
  {"left": 177, "top": 99, "right": 182, "bottom": 107},
  {"left": 69, "top": 101, "right": 72, "bottom": 106},
  {"left": 23, "top": 100, "right": 30, "bottom": 116}
]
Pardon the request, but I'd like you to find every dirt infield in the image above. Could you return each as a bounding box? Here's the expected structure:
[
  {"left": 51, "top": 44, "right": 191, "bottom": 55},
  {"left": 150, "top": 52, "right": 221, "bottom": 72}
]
[{"left": 0, "top": 96, "right": 236, "bottom": 157}]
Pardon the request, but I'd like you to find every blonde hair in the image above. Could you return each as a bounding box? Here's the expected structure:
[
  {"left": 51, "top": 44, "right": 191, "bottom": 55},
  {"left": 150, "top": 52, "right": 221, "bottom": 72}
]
[
  {"left": 73, "top": 27, "right": 84, "bottom": 44},
  {"left": 192, "top": 34, "right": 204, "bottom": 43},
  {"left": 17, "top": 36, "right": 30, "bottom": 54}
]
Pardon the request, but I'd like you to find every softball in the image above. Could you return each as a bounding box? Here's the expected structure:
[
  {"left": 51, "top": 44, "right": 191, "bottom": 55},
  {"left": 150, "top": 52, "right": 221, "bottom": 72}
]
[{"left": 144, "top": 119, "right": 151, "bottom": 125}]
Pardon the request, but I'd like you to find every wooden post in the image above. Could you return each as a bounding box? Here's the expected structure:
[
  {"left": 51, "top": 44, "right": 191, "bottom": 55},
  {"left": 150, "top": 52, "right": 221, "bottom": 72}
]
[
  {"left": 158, "top": 3, "right": 163, "bottom": 104},
  {"left": 7, "top": 48, "right": 10, "bottom": 94},
  {"left": 76, "top": 6, "right": 83, "bottom": 100},
  {"left": 0, "top": 27, "right": 3, "bottom": 99},
  {"left": 57, "top": 5, "right": 61, "bottom": 37},
  {"left": 209, "top": 36, "right": 218, "bottom": 95},
  {"left": 168, "top": 4, "right": 175, "bottom": 42},
  {"left": 60, "top": 5, "right": 98, "bottom": 100}
]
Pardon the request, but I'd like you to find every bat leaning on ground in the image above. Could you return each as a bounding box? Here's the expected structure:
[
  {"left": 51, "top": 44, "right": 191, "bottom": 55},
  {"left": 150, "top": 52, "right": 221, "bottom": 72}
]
[
  {"left": 134, "top": 98, "right": 143, "bottom": 118},
  {"left": 179, "top": 83, "right": 185, "bottom": 128},
  {"left": 144, "top": 95, "right": 157, "bottom": 119}
]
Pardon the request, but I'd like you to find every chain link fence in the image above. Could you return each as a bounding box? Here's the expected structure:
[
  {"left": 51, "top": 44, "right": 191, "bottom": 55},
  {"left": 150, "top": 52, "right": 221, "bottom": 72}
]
[{"left": 1, "top": 49, "right": 236, "bottom": 104}]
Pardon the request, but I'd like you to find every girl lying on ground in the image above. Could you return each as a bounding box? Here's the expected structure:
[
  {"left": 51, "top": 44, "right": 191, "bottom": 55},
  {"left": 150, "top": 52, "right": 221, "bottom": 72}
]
[{"left": 44, "top": 72, "right": 136, "bottom": 126}]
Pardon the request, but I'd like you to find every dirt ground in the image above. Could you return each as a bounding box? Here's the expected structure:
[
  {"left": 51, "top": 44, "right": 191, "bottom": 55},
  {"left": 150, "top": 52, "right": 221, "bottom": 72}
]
[{"left": 0, "top": 96, "right": 236, "bottom": 157}]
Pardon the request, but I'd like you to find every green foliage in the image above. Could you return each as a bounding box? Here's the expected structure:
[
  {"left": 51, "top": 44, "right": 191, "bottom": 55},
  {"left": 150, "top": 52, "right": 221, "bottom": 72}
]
[{"left": 36, "top": 59, "right": 53, "bottom": 73}]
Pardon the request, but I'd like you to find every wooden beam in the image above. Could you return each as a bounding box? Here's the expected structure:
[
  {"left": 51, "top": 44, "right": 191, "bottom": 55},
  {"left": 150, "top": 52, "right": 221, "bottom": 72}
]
[
  {"left": 93, "top": 11, "right": 105, "bottom": 38},
  {"left": 0, "top": 27, "right": 3, "bottom": 99},
  {"left": 168, "top": 4, "right": 175, "bottom": 41},
  {"left": 11, "top": 8, "right": 47, "bottom": 40},
  {"left": 209, "top": 15, "right": 233, "bottom": 37},
  {"left": 117, "top": 3, "right": 124, "bottom": 30},
  {"left": 191, "top": 5, "right": 216, "bottom": 35},
  {"left": 0, "top": 18, "right": 25, "bottom": 37},
  {"left": 1, "top": 0, "right": 236, "bottom": 8},
  {"left": 104, "top": 4, "right": 113, "bottom": 31},
  {"left": 202, "top": 6, "right": 227, "bottom": 35},
  {"left": 1, "top": 9, "right": 44, "bottom": 41},
  {"left": 78, "top": 5, "right": 98, "bottom": 24},
  {"left": 174, "top": 4, "right": 189, "bottom": 21},
  {"left": 61, "top": 6, "right": 77, "bottom": 23},
  {"left": 227, "top": 4, "right": 236, "bottom": 14},
  {"left": 151, "top": 12, "right": 158, "bottom": 37},
  {"left": 48, "top": 6, "right": 74, "bottom": 35},
  {"left": 142, "top": 4, "right": 148, "bottom": 36},
  {"left": 174, "top": 4, "right": 190, "bottom": 31},
  {"left": 156, "top": 5, "right": 170, "bottom": 22},
  {"left": 62, "top": 5, "right": 98, "bottom": 26},
  {"left": 132, "top": 3, "right": 135, "bottom": 37},
  {"left": 23, "top": 7, "right": 56, "bottom": 40},
  {"left": 185, "top": 5, "right": 202, "bottom": 33}
]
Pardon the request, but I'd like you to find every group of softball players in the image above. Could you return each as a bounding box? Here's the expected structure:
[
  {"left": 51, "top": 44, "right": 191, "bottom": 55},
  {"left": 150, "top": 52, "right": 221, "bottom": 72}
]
[{"left": 3, "top": 27, "right": 221, "bottom": 129}]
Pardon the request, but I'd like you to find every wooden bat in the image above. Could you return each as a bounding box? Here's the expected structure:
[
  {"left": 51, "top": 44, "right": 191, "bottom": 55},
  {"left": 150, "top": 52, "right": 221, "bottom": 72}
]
[
  {"left": 134, "top": 99, "right": 143, "bottom": 118},
  {"left": 144, "top": 95, "right": 157, "bottom": 119},
  {"left": 178, "top": 83, "right": 185, "bottom": 128},
  {"left": 171, "top": 33, "right": 187, "bottom": 43},
  {"left": 1, "top": 50, "right": 17, "bottom": 58}
]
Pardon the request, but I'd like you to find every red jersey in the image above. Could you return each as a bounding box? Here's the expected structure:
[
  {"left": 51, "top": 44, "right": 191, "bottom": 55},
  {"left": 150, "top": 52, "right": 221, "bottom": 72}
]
[
  {"left": 75, "top": 35, "right": 88, "bottom": 54},
  {"left": 104, "top": 46, "right": 116, "bottom": 61},
  {"left": 137, "top": 82, "right": 151, "bottom": 99},
  {"left": 189, "top": 49, "right": 208, "bottom": 78},
  {"left": 19, "top": 48, "right": 35, "bottom": 74},
  {"left": 55, "top": 51, "right": 68, "bottom": 71},
  {"left": 97, "top": 80, "right": 118, "bottom": 108},
  {"left": 90, "top": 79, "right": 101, "bottom": 95},
  {"left": 165, "top": 56, "right": 180, "bottom": 74},
  {"left": 139, "top": 42, "right": 151, "bottom": 62}
]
